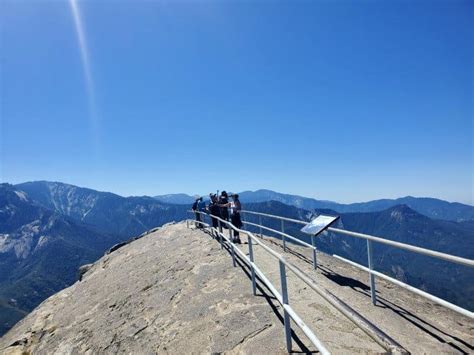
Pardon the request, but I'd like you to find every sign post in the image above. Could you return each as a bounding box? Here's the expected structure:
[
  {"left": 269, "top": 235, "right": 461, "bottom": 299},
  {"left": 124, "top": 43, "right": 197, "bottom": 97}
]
[{"left": 301, "top": 215, "right": 340, "bottom": 269}]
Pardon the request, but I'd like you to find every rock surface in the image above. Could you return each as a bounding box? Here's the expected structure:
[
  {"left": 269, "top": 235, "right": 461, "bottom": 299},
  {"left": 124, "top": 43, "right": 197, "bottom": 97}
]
[
  {"left": 0, "top": 223, "right": 290, "bottom": 354},
  {"left": 1, "top": 222, "right": 472, "bottom": 354}
]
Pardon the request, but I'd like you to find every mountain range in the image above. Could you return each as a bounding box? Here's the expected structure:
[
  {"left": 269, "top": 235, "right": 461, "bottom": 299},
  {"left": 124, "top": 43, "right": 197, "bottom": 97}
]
[
  {"left": 0, "top": 182, "right": 188, "bottom": 335},
  {"left": 1, "top": 181, "right": 472, "bottom": 336},
  {"left": 154, "top": 189, "right": 474, "bottom": 222},
  {"left": 16, "top": 181, "right": 189, "bottom": 238},
  {"left": 0, "top": 184, "right": 117, "bottom": 334}
]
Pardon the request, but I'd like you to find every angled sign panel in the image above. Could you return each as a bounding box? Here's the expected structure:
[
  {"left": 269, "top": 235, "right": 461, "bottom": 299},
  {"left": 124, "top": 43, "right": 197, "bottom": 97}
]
[{"left": 301, "top": 215, "right": 340, "bottom": 236}]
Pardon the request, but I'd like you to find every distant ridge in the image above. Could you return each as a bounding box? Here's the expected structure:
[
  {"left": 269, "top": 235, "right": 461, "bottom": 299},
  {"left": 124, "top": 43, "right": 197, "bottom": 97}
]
[
  {"left": 153, "top": 193, "right": 195, "bottom": 205},
  {"left": 15, "top": 182, "right": 472, "bottom": 221},
  {"left": 15, "top": 181, "right": 188, "bottom": 237},
  {"left": 151, "top": 188, "right": 474, "bottom": 221},
  {"left": 238, "top": 189, "right": 474, "bottom": 222}
]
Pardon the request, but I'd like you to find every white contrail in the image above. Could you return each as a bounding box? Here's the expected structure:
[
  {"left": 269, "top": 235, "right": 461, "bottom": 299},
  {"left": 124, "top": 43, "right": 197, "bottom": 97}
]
[{"left": 69, "top": 0, "right": 100, "bottom": 152}]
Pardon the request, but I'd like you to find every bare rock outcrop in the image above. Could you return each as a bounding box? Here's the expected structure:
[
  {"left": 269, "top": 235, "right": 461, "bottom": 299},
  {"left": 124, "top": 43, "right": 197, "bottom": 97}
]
[
  {"left": 0, "top": 223, "right": 288, "bottom": 354},
  {"left": 1, "top": 222, "right": 472, "bottom": 354}
]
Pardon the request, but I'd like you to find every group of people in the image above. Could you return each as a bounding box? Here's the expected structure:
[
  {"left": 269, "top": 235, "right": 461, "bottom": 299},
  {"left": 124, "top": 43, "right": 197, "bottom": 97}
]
[{"left": 191, "top": 191, "right": 243, "bottom": 243}]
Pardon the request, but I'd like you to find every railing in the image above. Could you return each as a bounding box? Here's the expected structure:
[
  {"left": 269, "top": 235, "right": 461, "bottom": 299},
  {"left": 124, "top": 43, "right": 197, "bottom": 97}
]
[
  {"left": 187, "top": 210, "right": 407, "bottom": 354},
  {"left": 240, "top": 210, "right": 474, "bottom": 319}
]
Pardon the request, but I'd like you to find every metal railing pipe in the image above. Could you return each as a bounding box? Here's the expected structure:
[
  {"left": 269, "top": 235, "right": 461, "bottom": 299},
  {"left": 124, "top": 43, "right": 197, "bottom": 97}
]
[
  {"left": 333, "top": 255, "right": 474, "bottom": 320},
  {"left": 283, "top": 259, "right": 407, "bottom": 353},
  {"left": 312, "top": 248, "right": 317, "bottom": 270},
  {"left": 241, "top": 210, "right": 308, "bottom": 225},
  {"left": 367, "top": 240, "right": 377, "bottom": 305},
  {"left": 245, "top": 251, "right": 330, "bottom": 354},
  {"left": 281, "top": 219, "right": 287, "bottom": 251},
  {"left": 231, "top": 243, "right": 236, "bottom": 267},
  {"left": 311, "top": 235, "right": 317, "bottom": 270},
  {"left": 280, "top": 259, "right": 292, "bottom": 352},
  {"left": 328, "top": 227, "right": 474, "bottom": 267},
  {"left": 189, "top": 211, "right": 403, "bottom": 353},
  {"left": 218, "top": 220, "right": 223, "bottom": 248},
  {"left": 193, "top": 212, "right": 331, "bottom": 353},
  {"left": 283, "top": 304, "right": 331, "bottom": 355},
  {"left": 193, "top": 210, "right": 474, "bottom": 316},
  {"left": 191, "top": 210, "right": 474, "bottom": 352},
  {"left": 248, "top": 237, "right": 257, "bottom": 296},
  {"left": 243, "top": 221, "right": 314, "bottom": 249},
  {"left": 241, "top": 210, "right": 474, "bottom": 267}
]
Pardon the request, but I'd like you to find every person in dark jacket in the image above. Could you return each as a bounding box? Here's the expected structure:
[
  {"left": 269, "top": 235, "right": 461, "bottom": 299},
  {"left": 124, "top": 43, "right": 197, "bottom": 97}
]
[
  {"left": 220, "top": 194, "right": 243, "bottom": 243},
  {"left": 208, "top": 193, "right": 221, "bottom": 229},
  {"left": 192, "top": 197, "right": 204, "bottom": 228},
  {"left": 219, "top": 191, "right": 229, "bottom": 227}
]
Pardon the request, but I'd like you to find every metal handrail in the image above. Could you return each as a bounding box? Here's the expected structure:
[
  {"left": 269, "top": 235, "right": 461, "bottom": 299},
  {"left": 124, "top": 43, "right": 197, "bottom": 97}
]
[
  {"left": 188, "top": 211, "right": 407, "bottom": 354},
  {"left": 189, "top": 211, "right": 329, "bottom": 354},
  {"left": 240, "top": 209, "right": 474, "bottom": 319},
  {"left": 243, "top": 220, "right": 314, "bottom": 249},
  {"left": 241, "top": 213, "right": 319, "bottom": 269},
  {"left": 326, "top": 227, "right": 474, "bottom": 267},
  {"left": 333, "top": 255, "right": 474, "bottom": 319},
  {"left": 241, "top": 210, "right": 308, "bottom": 225},
  {"left": 241, "top": 210, "right": 474, "bottom": 267}
]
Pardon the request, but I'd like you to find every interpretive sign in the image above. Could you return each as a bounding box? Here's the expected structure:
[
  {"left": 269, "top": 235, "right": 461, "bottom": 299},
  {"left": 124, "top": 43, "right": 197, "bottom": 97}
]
[{"left": 301, "top": 215, "right": 340, "bottom": 236}]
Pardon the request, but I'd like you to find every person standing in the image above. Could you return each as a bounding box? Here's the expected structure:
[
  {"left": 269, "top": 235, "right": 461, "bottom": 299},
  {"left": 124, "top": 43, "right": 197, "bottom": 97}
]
[
  {"left": 192, "top": 197, "right": 204, "bottom": 228},
  {"left": 230, "top": 194, "right": 243, "bottom": 243},
  {"left": 219, "top": 193, "right": 243, "bottom": 243},
  {"left": 219, "top": 191, "right": 229, "bottom": 225},
  {"left": 208, "top": 193, "right": 221, "bottom": 229}
]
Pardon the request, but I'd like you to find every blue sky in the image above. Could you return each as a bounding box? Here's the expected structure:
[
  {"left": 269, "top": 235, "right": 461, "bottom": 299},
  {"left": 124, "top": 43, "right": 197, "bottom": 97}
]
[{"left": 1, "top": 0, "right": 472, "bottom": 204}]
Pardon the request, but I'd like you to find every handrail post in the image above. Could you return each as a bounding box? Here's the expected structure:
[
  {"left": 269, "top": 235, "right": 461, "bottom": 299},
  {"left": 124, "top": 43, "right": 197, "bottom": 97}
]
[
  {"left": 248, "top": 237, "right": 257, "bottom": 295},
  {"left": 231, "top": 243, "right": 236, "bottom": 267},
  {"left": 259, "top": 215, "right": 263, "bottom": 237},
  {"left": 367, "top": 240, "right": 377, "bottom": 305},
  {"left": 279, "top": 259, "right": 292, "bottom": 352},
  {"left": 218, "top": 220, "right": 223, "bottom": 247},
  {"left": 281, "top": 220, "right": 286, "bottom": 251},
  {"left": 230, "top": 228, "right": 236, "bottom": 267},
  {"left": 311, "top": 235, "right": 317, "bottom": 269},
  {"left": 312, "top": 247, "right": 317, "bottom": 270}
]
